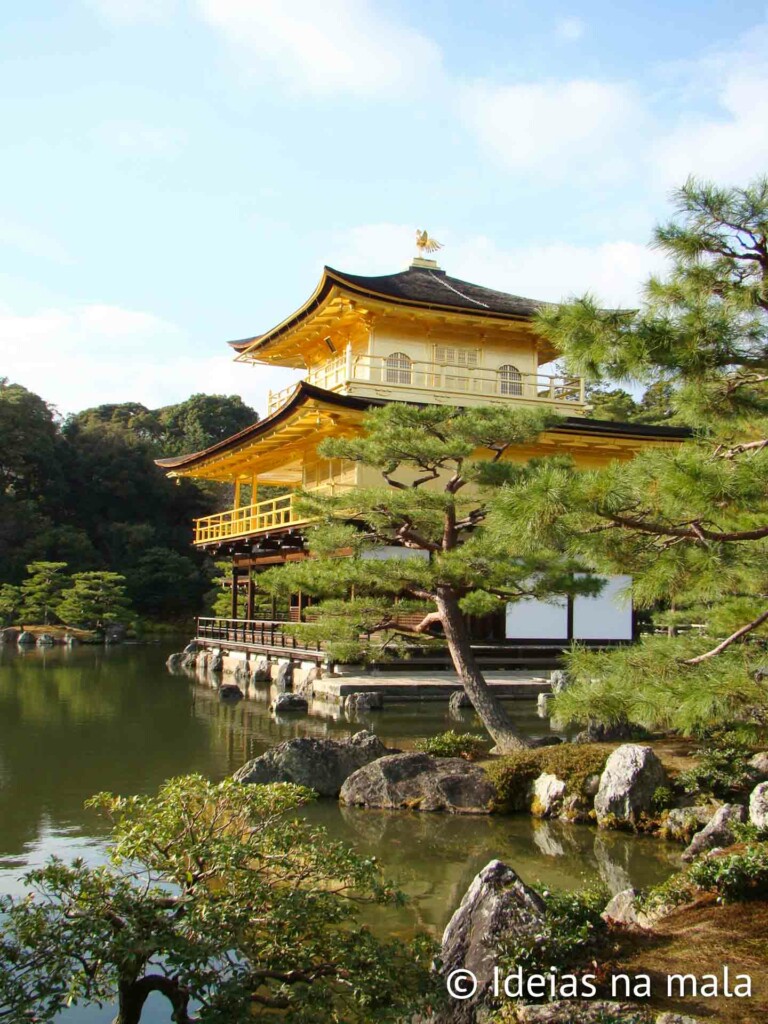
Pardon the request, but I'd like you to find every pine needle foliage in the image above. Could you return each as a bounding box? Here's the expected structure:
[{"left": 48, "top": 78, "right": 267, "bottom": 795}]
[{"left": 494, "top": 176, "right": 768, "bottom": 736}]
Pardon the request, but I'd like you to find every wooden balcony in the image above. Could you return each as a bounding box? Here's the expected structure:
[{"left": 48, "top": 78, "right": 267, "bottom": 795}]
[
  {"left": 193, "top": 493, "right": 310, "bottom": 546},
  {"left": 268, "top": 352, "right": 586, "bottom": 415}
]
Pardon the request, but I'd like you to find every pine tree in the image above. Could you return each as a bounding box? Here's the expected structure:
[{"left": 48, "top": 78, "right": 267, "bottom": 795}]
[
  {"left": 57, "top": 571, "right": 133, "bottom": 630},
  {"left": 258, "top": 403, "right": 599, "bottom": 752},
  {"left": 19, "top": 561, "right": 69, "bottom": 625},
  {"left": 493, "top": 176, "right": 768, "bottom": 735}
]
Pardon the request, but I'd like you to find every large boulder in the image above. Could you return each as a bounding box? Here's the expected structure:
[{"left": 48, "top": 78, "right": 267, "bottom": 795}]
[
  {"left": 594, "top": 744, "right": 667, "bottom": 827},
  {"left": 271, "top": 692, "right": 308, "bottom": 713},
  {"left": 17, "top": 631, "right": 36, "bottom": 646},
  {"left": 36, "top": 633, "right": 55, "bottom": 646},
  {"left": 234, "top": 730, "right": 390, "bottom": 797},
  {"left": 573, "top": 720, "right": 641, "bottom": 745},
  {"left": 601, "top": 888, "right": 661, "bottom": 930},
  {"left": 274, "top": 660, "right": 293, "bottom": 693},
  {"left": 339, "top": 752, "right": 494, "bottom": 814},
  {"left": 219, "top": 683, "right": 243, "bottom": 701},
  {"left": 530, "top": 772, "right": 566, "bottom": 817},
  {"left": 681, "top": 803, "right": 746, "bottom": 862},
  {"left": 749, "top": 781, "right": 768, "bottom": 830},
  {"left": 251, "top": 655, "right": 271, "bottom": 682},
  {"left": 748, "top": 751, "right": 768, "bottom": 780},
  {"left": 344, "top": 691, "right": 384, "bottom": 713},
  {"left": 438, "top": 860, "right": 546, "bottom": 1023},
  {"left": 662, "top": 805, "right": 715, "bottom": 843}
]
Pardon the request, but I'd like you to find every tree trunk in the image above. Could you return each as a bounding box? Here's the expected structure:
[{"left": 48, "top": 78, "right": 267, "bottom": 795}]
[
  {"left": 111, "top": 976, "right": 191, "bottom": 1024},
  {"left": 435, "top": 585, "right": 532, "bottom": 752}
]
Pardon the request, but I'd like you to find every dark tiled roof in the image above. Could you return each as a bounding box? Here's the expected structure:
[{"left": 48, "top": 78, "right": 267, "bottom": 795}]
[
  {"left": 329, "top": 265, "right": 547, "bottom": 318},
  {"left": 227, "top": 265, "right": 550, "bottom": 354}
]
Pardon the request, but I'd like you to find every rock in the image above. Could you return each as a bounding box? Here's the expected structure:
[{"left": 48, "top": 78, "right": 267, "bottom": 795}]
[
  {"left": 219, "top": 683, "right": 243, "bottom": 700},
  {"left": 235, "top": 730, "right": 390, "bottom": 796},
  {"left": 36, "top": 633, "right": 55, "bottom": 646},
  {"left": 271, "top": 692, "right": 308, "bottom": 713},
  {"left": 438, "top": 860, "right": 546, "bottom": 1023},
  {"left": 208, "top": 651, "right": 223, "bottom": 674},
  {"left": 274, "top": 660, "right": 293, "bottom": 692},
  {"left": 529, "top": 735, "right": 563, "bottom": 748},
  {"left": 251, "top": 655, "right": 271, "bottom": 682},
  {"left": 166, "top": 652, "right": 184, "bottom": 672},
  {"left": 573, "top": 719, "right": 641, "bottom": 744},
  {"left": 180, "top": 652, "right": 196, "bottom": 670},
  {"left": 530, "top": 772, "right": 566, "bottom": 817},
  {"left": 233, "top": 661, "right": 250, "bottom": 686},
  {"left": 17, "top": 631, "right": 36, "bottom": 646},
  {"left": 602, "top": 888, "right": 659, "bottom": 930},
  {"left": 749, "top": 751, "right": 768, "bottom": 781},
  {"left": 749, "top": 781, "right": 768, "bottom": 830},
  {"left": 681, "top": 803, "right": 746, "bottom": 861},
  {"left": 515, "top": 1002, "right": 652, "bottom": 1023},
  {"left": 64, "top": 633, "right": 79, "bottom": 647},
  {"left": 663, "top": 805, "right": 714, "bottom": 843},
  {"left": 294, "top": 665, "right": 321, "bottom": 698},
  {"left": 537, "top": 692, "right": 553, "bottom": 717},
  {"left": 104, "top": 623, "right": 126, "bottom": 644},
  {"left": 339, "top": 752, "right": 495, "bottom": 814},
  {"left": 0, "top": 627, "right": 20, "bottom": 644},
  {"left": 449, "top": 689, "right": 473, "bottom": 712},
  {"left": 584, "top": 772, "right": 601, "bottom": 797},
  {"left": 182, "top": 641, "right": 198, "bottom": 654},
  {"left": 655, "top": 1014, "right": 704, "bottom": 1024},
  {"left": 594, "top": 744, "right": 668, "bottom": 827},
  {"left": 549, "top": 669, "right": 569, "bottom": 694},
  {"left": 343, "top": 691, "right": 384, "bottom": 713}
]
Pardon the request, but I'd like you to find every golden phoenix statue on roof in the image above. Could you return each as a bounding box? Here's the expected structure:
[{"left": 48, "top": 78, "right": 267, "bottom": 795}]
[{"left": 415, "top": 229, "right": 443, "bottom": 255}]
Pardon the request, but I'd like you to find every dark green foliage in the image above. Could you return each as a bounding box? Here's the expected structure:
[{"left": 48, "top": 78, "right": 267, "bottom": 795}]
[
  {"left": 0, "top": 775, "right": 436, "bottom": 1024},
  {"left": 641, "top": 841, "right": 768, "bottom": 909},
  {"left": 679, "top": 732, "right": 756, "bottom": 798},
  {"left": 495, "top": 883, "right": 609, "bottom": 980},
  {"left": 56, "top": 571, "right": 134, "bottom": 629},
  {"left": 416, "top": 731, "right": 489, "bottom": 760},
  {"left": 19, "top": 561, "right": 68, "bottom": 624},
  {"left": 0, "top": 383, "right": 257, "bottom": 620},
  {"left": 0, "top": 584, "right": 22, "bottom": 626},
  {"left": 486, "top": 744, "right": 608, "bottom": 811},
  {"left": 492, "top": 177, "right": 768, "bottom": 737}
]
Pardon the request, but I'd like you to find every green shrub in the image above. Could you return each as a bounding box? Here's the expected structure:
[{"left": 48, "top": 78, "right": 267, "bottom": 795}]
[
  {"left": 496, "top": 884, "right": 609, "bottom": 981},
  {"left": 679, "top": 732, "right": 755, "bottom": 798},
  {"left": 688, "top": 843, "right": 768, "bottom": 901},
  {"left": 486, "top": 744, "right": 608, "bottom": 811},
  {"left": 416, "top": 731, "right": 488, "bottom": 761},
  {"left": 651, "top": 785, "right": 675, "bottom": 812}
]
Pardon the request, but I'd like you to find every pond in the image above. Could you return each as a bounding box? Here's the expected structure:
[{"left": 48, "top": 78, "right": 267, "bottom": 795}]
[{"left": 0, "top": 642, "right": 681, "bottom": 1021}]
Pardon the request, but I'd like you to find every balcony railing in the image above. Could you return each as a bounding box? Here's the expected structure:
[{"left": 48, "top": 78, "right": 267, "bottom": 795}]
[
  {"left": 194, "top": 493, "right": 309, "bottom": 545},
  {"left": 268, "top": 352, "right": 585, "bottom": 414}
]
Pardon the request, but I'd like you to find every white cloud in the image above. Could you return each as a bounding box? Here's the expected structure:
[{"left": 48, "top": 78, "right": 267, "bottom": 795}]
[
  {"left": 100, "top": 121, "right": 183, "bottom": 156},
  {"left": 652, "top": 25, "right": 768, "bottom": 186},
  {"left": 326, "top": 223, "right": 665, "bottom": 308},
  {"left": 0, "top": 218, "right": 72, "bottom": 265},
  {"left": 555, "top": 17, "right": 585, "bottom": 41},
  {"left": 85, "top": 0, "right": 178, "bottom": 24},
  {"left": 461, "top": 78, "right": 645, "bottom": 182},
  {"left": 194, "top": 0, "right": 443, "bottom": 98},
  {"left": 0, "top": 301, "right": 292, "bottom": 414}
]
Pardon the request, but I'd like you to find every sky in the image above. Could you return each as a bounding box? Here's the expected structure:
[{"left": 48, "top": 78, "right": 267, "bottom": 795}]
[{"left": 1, "top": 0, "right": 768, "bottom": 415}]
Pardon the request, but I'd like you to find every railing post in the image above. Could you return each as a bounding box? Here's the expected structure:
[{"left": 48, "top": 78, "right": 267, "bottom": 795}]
[{"left": 345, "top": 341, "right": 353, "bottom": 382}]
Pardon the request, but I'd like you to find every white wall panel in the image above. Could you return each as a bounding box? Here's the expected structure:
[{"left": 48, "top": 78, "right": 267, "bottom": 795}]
[
  {"left": 573, "top": 575, "right": 633, "bottom": 640},
  {"left": 505, "top": 597, "right": 569, "bottom": 640}
]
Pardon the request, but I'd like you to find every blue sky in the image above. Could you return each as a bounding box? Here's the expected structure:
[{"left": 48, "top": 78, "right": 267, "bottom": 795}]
[{"left": 2, "top": 0, "right": 767, "bottom": 414}]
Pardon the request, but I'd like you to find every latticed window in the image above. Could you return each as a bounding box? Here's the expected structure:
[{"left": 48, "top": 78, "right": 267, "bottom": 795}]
[
  {"left": 385, "top": 351, "right": 412, "bottom": 385},
  {"left": 499, "top": 364, "right": 523, "bottom": 396}
]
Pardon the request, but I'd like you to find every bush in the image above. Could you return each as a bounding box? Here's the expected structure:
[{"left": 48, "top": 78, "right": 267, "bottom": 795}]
[
  {"left": 688, "top": 843, "right": 768, "bottom": 901},
  {"left": 496, "top": 884, "right": 609, "bottom": 981},
  {"left": 486, "top": 744, "right": 608, "bottom": 811},
  {"left": 679, "top": 731, "right": 755, "bottom": 798},
  {"left": 416, "top": 731, "right": 488, "bottom": 760}
]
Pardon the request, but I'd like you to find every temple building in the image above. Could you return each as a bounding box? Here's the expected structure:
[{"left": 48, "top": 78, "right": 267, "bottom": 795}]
[{"left": 157, "top": 247, "right": 686, "bottom": 667}]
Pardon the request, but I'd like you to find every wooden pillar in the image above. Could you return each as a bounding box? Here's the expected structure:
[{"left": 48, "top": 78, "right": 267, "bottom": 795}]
[
  {"left": 246, "top": 571, "right": 255, "bottom": 621},
  {"left": 230, "top": 565, "right": 238, "bottom": 620},
  {"left": 251, "top": 476, "right": 258, "bottom": 508},
  {"left": 233, "top": 480, "right": 242, "bottom": 509}
]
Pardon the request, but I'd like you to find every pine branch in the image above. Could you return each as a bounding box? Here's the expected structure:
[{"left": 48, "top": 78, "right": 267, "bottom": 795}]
[{"left": 681, "top": 606, "right": 768, "bottom": 665}]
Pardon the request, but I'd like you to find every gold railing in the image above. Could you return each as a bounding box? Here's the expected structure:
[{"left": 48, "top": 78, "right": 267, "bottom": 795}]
[
  {"left": 194, "top": 493, "right": 310, "bottom": 545},
  {"left": 267, "top": 352, "right": 585, "bottom": 413}
]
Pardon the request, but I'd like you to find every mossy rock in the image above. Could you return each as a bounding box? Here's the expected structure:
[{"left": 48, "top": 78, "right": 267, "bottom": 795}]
[{"left": 486, "top": 744, "right": 610, "bottom": 813}]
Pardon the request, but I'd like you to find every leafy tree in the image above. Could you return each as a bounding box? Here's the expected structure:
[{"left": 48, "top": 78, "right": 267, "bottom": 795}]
[
  {"left": 19, "top": 561, "right": 69, "bottom": 625},
  {"left": 584, "top": 383, "right": 639, "bottom": 421},
  {"left": 0, "top": 775, "right": 435, "bottom": 1024},
  {"left": 497, "top": 176, "right": 768, "bottom": 735},
  {"left": 125, "top": 546, "right": 207, "bottom": 618},
  {"left": 258, "top": 403, "right": 599, "bottom": 752},
  {"left": 0, "top": 583, "right": 21, "bottom": 626},
  {"left": 155, "top": 393, "right": 258, "bottom": 457},
  {"left": 57, "top": 571, "right": 133, "bottom": 629}
]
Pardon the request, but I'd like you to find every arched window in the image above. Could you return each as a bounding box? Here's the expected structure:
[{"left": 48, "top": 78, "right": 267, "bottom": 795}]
[
  {"left": 386, "top": 351, "right": 412, "bottom": 385},
  {"left": 499, "top": 364, "right": 523, "bottom": 396}
]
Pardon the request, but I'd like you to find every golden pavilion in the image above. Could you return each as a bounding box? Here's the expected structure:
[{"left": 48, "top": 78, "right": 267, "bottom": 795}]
[{"left": 157, "top": 247, "right": 686, "bottom": 660}]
